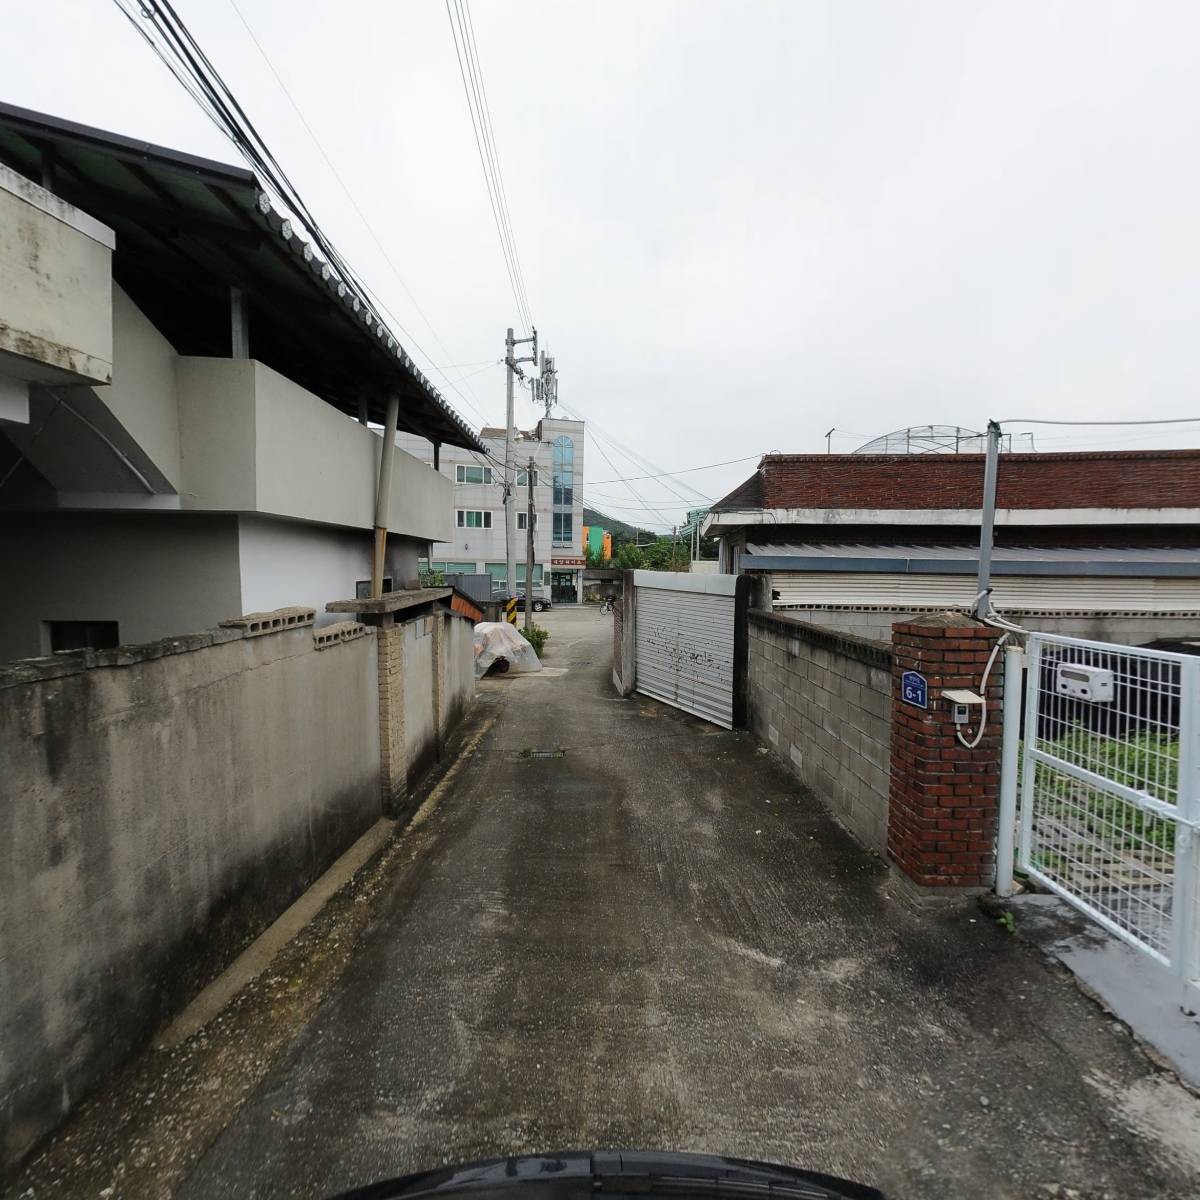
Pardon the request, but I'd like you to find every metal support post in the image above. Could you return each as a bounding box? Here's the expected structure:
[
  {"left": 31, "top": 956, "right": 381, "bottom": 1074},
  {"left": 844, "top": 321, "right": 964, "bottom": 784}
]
[
  {"left": 372, "top": 393, "right": 400, "bottom": 598},
  {"left": 524, "top": 455, "right": 536, "bottom": 633},
  {"left": 975, "top": 419, "right": 1001, "bottom": 618},
  {"left": 995, "top": 643, "right": 1025, "bottom": 897},
  {"left": 1172, "top": 654, "right": 1200, "bottom": 1010},
  {"left": 1017, "top": 635, "right": 1042, "bottom": 871}
]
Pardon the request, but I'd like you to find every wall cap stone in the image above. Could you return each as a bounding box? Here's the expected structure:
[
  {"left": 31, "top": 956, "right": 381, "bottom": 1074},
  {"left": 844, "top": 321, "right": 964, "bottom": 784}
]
[
  {"left": 0, "top": 607, "right": 324, "bottom": 691},
  {"left": 891, "top": 610, "right": 993, "bottom": 636},
  {"left": 313, "top": 620, "right": 371, "bottom": 650},
  {"left": 220, "top": 607, "right": 316, "bottom": 636},
  {"left": 749, "top": 608, "right": 892, "bottom": 669}
]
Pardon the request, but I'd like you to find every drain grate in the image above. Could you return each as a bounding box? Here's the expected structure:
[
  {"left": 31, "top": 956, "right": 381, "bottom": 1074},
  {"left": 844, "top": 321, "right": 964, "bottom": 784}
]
[{"left": 520, "top": 748, "right": 565, "bottom": 760}]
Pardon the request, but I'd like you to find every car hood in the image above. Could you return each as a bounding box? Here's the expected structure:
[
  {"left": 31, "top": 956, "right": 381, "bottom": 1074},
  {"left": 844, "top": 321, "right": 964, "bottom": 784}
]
[{"left": 330, "top": 1151, "right": 883, "bottom": 1200}]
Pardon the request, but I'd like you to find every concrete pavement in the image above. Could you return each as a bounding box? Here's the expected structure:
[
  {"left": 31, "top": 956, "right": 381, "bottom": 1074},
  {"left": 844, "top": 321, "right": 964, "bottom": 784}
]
[{"left": 11, "top": 605, "right": 1200, "bottom": 1198}]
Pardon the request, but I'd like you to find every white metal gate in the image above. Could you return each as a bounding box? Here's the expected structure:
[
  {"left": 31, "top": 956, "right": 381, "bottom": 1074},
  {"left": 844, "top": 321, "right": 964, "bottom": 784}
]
[
  {"left": 633, "top": 570, "right": 738, "bottom": 728},
  {"left": 1019, "top": 632, "right": 1200, "bottom": 1000}
]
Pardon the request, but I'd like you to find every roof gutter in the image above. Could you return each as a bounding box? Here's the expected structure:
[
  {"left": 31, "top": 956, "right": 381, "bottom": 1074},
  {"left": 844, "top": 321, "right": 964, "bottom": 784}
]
[{"left": 740, "top": 555, "right": 1200, "bottom": 578}]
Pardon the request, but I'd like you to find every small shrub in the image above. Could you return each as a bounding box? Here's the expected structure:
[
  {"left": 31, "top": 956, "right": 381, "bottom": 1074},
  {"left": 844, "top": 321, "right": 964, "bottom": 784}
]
[{"left": 521, "top": 623, "right": 549, "bottom": 659}]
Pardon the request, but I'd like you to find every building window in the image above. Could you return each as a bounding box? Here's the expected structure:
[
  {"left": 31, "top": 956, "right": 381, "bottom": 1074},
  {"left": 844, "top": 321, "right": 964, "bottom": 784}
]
[
  {"left": 485, "top": 563, "right": 544, "bottom": 588},
  {"left": 456, "top": 510, "right": 492, "bottom": 529},
  {"left": 516, "top": 512, "right": 539, "bottom": 531},
  {"left": 45, "top": 620, "right": 119, "bottom": 652},
  {"left": 552, "top": 435, "right": 574, "bottom": 507},
  {"left": 516, "top": 467, "right": 540, "bottom": 487},
  {"left": 552, "top": 435, "right": 574, "bottom": 544},
  {"left": 456, "top": 463, "right": 494, "bottom": 484}
]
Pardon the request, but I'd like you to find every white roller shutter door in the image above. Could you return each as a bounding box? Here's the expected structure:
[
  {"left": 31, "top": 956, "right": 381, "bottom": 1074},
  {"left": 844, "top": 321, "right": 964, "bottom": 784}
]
[{"left": 635, "top": 586, "right": 736, "bottom": 728}]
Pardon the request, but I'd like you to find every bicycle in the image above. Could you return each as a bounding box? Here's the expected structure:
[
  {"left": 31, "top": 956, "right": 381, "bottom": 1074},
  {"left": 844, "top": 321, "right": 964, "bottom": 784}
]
[{"left": 599, "top": 597, "right": 615, "bottom": 615}]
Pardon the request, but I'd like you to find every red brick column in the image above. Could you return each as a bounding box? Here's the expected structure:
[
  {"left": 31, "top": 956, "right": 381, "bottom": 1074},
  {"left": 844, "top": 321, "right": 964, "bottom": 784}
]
[{"left": 888, "top": 613, "right": 1004, "bottom": 890}]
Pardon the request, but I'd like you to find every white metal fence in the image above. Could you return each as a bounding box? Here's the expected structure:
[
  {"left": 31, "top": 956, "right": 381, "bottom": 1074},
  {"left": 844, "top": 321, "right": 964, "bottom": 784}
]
[{"left": 1018, "top": 632, "right": 1199, "bottom": 1001}]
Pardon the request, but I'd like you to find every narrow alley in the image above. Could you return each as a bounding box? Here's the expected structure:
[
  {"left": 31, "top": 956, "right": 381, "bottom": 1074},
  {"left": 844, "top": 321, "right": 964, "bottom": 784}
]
[{"left": 11, "top": 608, "right": 1200, "bottom": 1200}]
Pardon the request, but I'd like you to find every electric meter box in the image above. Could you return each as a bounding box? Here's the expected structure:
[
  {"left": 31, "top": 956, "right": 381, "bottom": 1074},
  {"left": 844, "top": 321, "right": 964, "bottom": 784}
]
[{"left": 1055, "top": 663, "right": 1114, "bottom": 703}]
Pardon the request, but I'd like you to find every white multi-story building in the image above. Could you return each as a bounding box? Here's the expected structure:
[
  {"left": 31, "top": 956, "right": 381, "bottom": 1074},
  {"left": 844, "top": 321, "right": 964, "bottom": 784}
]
[{"left": 397, "top": 416, "right": 585, "bottom": 604}]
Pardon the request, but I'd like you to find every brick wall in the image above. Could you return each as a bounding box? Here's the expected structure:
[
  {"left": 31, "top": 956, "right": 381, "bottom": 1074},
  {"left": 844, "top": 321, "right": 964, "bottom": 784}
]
[
  {"left": 748, "top": 610, "right": 892, "bottom": 851},
  {"left": 887, "top": 614, "right": 1003, "bottom": 889},
  {"left": 377, "top": 625, "right": 406, "bottom": 813},
  {"left": 759, "top": 450, "right": 1200, "bottom": 511}
]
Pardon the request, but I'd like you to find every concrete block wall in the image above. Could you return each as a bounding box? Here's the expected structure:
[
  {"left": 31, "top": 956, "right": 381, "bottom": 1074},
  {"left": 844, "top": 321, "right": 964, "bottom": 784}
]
[
  {"left": 0, "top": 612, "right": 381, "bottom": 1167},
  {"left": 375, "top": 608, "right": 476, "bottom": 818},
  {"left": 442, "top": 613, "right": 475, "bottom": 732},
  {"left": 748, "top": 610, "right": 892, "bottom": 851},
  {"left": 403, "top": 615, "right": 438, "bottom": 782}
]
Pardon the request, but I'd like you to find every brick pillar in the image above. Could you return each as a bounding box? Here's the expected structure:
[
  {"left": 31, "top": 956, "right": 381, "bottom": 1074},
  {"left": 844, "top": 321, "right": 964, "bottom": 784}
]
[
  {"left": 888, "top": 613, "right": 1004, "bottom": 892},
  {"left": 377, "top": 625, "right": 406, "bottom": 815}
]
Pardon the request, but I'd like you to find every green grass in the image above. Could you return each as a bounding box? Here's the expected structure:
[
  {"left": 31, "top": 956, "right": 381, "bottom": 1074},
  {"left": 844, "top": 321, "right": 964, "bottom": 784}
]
[{"left": 1029, "top": 726, "right": 1179, "bottom": 859}]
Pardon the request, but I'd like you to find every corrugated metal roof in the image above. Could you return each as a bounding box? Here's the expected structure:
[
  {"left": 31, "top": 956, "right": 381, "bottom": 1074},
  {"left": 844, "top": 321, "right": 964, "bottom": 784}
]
[{"left": 743, "top": 542, "right": 1200, "bottom": 577}]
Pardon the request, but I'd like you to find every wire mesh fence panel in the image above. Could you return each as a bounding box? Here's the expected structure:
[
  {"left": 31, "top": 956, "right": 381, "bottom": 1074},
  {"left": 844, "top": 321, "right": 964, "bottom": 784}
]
[{"left": 1019, "top": 633, "right": 1197, "bottom": 984}]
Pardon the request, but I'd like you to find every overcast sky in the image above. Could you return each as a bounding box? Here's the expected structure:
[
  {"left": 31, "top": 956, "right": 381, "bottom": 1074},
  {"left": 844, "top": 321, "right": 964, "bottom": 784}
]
[{"left": 5, "top": 2, "right": 1200, "bottom": 528}]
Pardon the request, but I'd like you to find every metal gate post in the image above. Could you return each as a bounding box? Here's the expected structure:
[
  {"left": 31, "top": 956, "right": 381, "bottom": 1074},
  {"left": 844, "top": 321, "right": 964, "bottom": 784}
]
[
  {"left": 995, "top": 643, "right": 1025, "bottom": 896},
  {"left": 1017, "top": 635, "right": 1042, "bottom": 873},
  {"left": 1171, "top": 654, "right": 1200, "bottom": 1004}
]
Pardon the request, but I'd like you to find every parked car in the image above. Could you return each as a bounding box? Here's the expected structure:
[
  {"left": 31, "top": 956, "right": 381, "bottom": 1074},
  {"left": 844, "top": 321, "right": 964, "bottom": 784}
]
[
  {"left": 516, "top": 591, "right": 552, "bottom": 613},
  {"left": 491, "top": 589, "right": 553, "bottom": 613}
]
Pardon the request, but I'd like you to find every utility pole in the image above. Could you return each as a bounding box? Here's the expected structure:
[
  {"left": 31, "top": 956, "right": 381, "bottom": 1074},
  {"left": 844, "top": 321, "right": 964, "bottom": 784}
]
[
  {"left": 525, "top": 454, "right": 536, "bottom": 634},
  {"left": 672, "top": 524, "right": 679, "bottom": 571},
  {"left": 503, "top": 325, "right": 537, "bottom": 601}
]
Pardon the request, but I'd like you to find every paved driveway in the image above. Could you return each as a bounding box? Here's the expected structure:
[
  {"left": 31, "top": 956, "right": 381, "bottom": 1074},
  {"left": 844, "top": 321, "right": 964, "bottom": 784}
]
[
  {"left": 173, "top": 606, "right": 1199, "bottom": 1197},
  {"left": 17, "top": 606, "right": 1195, "bottom": 1199}
]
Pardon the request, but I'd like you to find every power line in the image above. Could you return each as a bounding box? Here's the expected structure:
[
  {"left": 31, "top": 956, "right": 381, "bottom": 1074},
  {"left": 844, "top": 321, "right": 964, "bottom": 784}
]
[
  {"left": 585, "top": 427, "right": 674, "bottom": 528},
  {"left": 114, "top": 0, "right": 496, "bottom": 436},
  {"left": 444, "top": 0, "right": 533, "bottom": 332},
  {"left": 460, "top": 0, "right": 533, "bottom": 325},
  {"left": 556, "top": 398, "right": 715, "bottom": 503},
  {"left": 221, "top": 0, "right": 499, "bottom": 429},
  {"left": 584, "top": 453, "right": 759, "bottom": 486}
]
